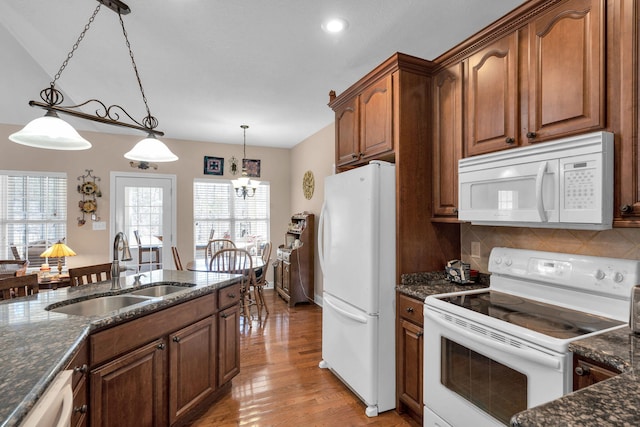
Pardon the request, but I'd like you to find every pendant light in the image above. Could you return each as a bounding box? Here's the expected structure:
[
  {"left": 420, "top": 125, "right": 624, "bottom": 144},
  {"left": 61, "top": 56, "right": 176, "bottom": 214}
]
[
  {"left": 9, "top": 0, "right": 178, "bottom": 162},
  {"left": 232, "top": 125, "right": 260, "bottom": 199}
]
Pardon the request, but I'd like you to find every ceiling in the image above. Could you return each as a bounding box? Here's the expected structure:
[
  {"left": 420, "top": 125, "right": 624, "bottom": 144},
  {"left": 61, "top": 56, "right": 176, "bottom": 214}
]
[{"left": 0, "top": 0, "right": 526, "bottom": 149}]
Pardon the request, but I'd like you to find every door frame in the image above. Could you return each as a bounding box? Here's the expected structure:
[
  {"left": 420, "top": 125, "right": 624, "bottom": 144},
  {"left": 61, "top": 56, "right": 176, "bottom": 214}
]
[{"left": 110, "top": 171, "right": 177, "bottom": 268}]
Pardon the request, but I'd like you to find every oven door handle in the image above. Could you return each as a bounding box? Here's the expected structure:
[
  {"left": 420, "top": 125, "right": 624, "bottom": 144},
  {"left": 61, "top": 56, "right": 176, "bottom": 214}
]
[{"left": 426, "top": 311, "right": 561, "bottom": 370}]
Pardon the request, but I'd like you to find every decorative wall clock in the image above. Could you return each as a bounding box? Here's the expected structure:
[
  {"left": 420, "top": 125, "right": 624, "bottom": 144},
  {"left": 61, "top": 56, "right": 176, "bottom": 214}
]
[
  {"left": 77, "top": 169, "right": 101, "bottom": 226},
  {"left": 303, "top": 170, "right": 315, "bottom": 200}
]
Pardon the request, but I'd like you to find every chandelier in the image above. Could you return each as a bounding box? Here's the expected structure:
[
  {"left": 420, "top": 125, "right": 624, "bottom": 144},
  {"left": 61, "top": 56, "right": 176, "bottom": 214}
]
[
  {"left": 9, "top": 0, "right": 178, "bottom": 162},
  {"left": 232, "top": 125, "right": 260, "bottom": 199}
]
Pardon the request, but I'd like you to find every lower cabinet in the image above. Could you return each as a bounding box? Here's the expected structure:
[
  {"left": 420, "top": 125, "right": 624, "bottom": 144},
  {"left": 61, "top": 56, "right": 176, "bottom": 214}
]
[
  {"left": 396, "top": 293, "right": 424, "bottom": 424},
  {"left": 66, "top": 340, "right": 89, "bottom": 427},
  {"left": 87, "top": 283, "right": 241, "bottom": 426},
  {"left": 572, "top": 354, "right": 620, "bottom": 391}
]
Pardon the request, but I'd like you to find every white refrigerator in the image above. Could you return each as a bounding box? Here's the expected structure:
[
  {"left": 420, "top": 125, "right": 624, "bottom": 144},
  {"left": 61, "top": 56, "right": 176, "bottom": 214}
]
[{"left": 318, "top": 160, "right": 396, "bottom": 417}]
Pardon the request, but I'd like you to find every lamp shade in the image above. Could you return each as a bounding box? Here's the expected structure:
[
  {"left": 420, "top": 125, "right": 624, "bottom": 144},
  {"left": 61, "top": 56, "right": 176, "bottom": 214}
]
[
  {"left": 124, "top": 134, "right": 178, "bottom": 162},
  {"left": 40, "top": 241, "right": 77, "bottom": 258},
  {"left": 9, "top": 111, "right": 92, "bottom": 150}
]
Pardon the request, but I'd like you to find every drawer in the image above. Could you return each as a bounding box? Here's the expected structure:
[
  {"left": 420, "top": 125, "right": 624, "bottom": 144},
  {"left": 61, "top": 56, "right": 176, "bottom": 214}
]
[
  {"left": 398, "top": 293, "right": 424, "bottom": 325},
  {"left": 219, "top": 282, "right": 242, "bottom": 309},
  {"left": 66, "top": 340, "right": 88, "bottom": 390}
]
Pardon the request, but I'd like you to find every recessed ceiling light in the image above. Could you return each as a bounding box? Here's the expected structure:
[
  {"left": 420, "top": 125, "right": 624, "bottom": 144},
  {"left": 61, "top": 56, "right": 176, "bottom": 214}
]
[{"left": 322, "top": 18, "right": 349, "bottom": 34}]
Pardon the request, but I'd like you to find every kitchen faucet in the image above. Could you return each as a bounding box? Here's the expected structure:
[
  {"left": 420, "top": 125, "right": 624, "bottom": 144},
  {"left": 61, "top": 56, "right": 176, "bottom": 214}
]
[{"left": 111, "top": 231, "right": 133, "bottom": 289}]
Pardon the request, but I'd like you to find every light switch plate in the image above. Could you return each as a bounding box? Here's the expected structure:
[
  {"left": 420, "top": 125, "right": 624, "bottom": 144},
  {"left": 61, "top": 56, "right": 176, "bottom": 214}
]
[
  {"left": 471, "top": 241, "right": 481, "bottom": 258},
  {"left": 92, "top": 221, "right": 107, "bottom": 231}
]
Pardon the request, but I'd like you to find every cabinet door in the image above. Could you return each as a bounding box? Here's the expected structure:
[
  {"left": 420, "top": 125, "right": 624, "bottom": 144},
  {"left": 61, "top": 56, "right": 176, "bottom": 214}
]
[
  {"left": 90, "top": 338, "right": 167, "bottom": 427},
  {"left": 169, "top": 316, "right": 217, "bottom": 425},
  {"left": 465, "top": 32, "right": 519, "bottom": 156},
  {"left": 218, "top": 305, "right": 240, "bottom": 385},
  {"left": 398, "top": 319, "right": 424, "bottom": 416},
  {"left": 335, "top": 97, "right": 360, "bottom": 167},
  {"left": 526, "top": 0, "right": 604, "bottom": 142},
  {"left": 573, "top": 355, "right": 619, "bottom": 391},
  {"left": 283, "top": 262, "right": 291, "bottom": 294},
  {"left": 433, "top": 63, "right": 463, "bottom": 217},
  {"left": 359, "top": 74, "right": 393, "bottom": 162}
]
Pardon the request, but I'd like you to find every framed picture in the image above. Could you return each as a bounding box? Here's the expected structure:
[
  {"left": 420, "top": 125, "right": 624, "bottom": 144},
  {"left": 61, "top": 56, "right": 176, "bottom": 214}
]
[
  {"left": 242, "top": 159, "right": 261, "bottom": 178},
  {"left": 204, "top": 156, "right": 224, "bottom": 175}
]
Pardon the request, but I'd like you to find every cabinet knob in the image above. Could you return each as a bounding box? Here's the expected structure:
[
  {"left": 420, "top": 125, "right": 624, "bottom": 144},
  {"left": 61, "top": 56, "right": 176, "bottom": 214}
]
[
  {"left": 73, "top": 404, "right": 88, "bottom": 414},
  {"left": 351, "top": 154, "right": 358, "bottom": 159},
  {"left": 172, "top": 336, "right": 180, "bottom": 343},
  {"left": 359, "top": 152, "right": 365, "bottom": 158},
  {"left": 221, "top": 313, "right": 228, "bottom": 318},
  {"left": 452, "top": 207, "right": 458, "bottom": 214},
  {"left": 73, "top": 364, "right": 88, "bottom": 374},
  {"left": 526, "top": 132, "right": 537, "bottom": 139},
  {"left": 416, "top": 331, "right": 424, "bottom": 338},
  {"left": 157, "top": 343, "right": 166, "bottom": 350},
  {"left": 620, "top": 204, "right": 633, "bottom": 214},
  {"left": 406, "top": 307, "right": 414, "bottom": 313},
  {"left": 228, "top": 293, "right": 236, "bottom": 298},
  {"left": 575, "top": 366, "right": 590, "bottom": 376},
  {"left": 505, "top": 137, "right": 515, "bottom": 144}
]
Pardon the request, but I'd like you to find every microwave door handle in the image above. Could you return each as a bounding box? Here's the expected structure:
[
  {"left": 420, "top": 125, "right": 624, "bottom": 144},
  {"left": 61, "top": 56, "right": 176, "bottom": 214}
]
[
  {"left": 536, "top": 161, "right": 548, "bottom": 222},
  {"left": 426, "top": 310, "right": 561, "bottom": 370}
]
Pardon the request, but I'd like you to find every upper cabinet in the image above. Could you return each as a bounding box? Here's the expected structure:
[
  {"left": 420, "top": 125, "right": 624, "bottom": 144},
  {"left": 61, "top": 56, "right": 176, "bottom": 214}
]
[
  {"left": 433, "top": 62, "right": 464, "bottom": 218},
  {"left": 525, "top": 0, "right": 605, "bottom": 142},
  {"left": 465, "top": 33, "right": 519, "bottom": 156}
]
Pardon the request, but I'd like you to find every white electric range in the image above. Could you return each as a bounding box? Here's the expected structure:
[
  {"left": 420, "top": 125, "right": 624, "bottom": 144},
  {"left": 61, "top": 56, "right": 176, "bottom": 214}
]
[{"left": 424, "top": 247, "right": 640, "bottom": 427}]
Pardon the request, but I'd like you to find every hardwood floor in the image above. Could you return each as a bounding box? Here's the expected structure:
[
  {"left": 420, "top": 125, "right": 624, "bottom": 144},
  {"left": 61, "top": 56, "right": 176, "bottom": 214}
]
[{"left": 187, "top": 289, "right": 419, "bottom": 427}]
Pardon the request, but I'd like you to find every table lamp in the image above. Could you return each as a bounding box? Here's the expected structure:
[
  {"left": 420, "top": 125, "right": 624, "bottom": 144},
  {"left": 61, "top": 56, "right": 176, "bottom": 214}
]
[{"left": 40, "top": 240, "right": 76, "bottom": 276}]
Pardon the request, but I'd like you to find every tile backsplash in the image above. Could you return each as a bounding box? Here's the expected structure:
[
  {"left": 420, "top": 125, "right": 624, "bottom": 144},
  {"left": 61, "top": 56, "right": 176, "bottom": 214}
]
[{"left": 461, "top": 223, "right": 640, "bottom": 273}]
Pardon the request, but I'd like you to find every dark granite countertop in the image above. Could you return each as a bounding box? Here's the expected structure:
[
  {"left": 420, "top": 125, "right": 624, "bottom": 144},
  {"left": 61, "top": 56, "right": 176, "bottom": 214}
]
[
  {"left": 0, "top": 269, "right": 241, "bottom": 427},
  {"left": 512, "top": 327, "right": 640, "bottom": 427},
  {"left": 398, "top": 271, "right": 489, "bottom": 300}
]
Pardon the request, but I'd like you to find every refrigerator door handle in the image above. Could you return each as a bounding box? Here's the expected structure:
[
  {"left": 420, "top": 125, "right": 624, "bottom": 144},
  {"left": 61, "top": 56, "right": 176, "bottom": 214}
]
[
  {"left": 318, "top": 201, "right": 328, "bottom": 274},
  {"left": 324, "top": 295, "right": 368, "bottom": 324}
]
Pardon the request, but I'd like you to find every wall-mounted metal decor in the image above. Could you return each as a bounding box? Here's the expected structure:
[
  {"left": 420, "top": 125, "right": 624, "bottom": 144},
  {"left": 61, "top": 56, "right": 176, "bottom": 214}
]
[{"left": 77, "top": 169, "right": 101, "bottom": 226}]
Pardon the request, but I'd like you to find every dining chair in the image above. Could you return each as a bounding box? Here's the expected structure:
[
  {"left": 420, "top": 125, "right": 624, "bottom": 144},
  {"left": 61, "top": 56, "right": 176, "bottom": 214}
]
[
  {"left": 0, "top": 260, "right": 29, "bottom": 280},
  {"left": 171, "top": 246, "right": 184, "bottom": 271},
  {"left": 210, "top": 248, "right": 254, "bottom": 319},
  {"left": 0, "top": 273, "right": 39, "bottom": 300},
  {"left": 205, "top": 239, "right": 236, "bottom": 260},
  {"left": 252, "top": 241, "right": 272, "bottom": 320},
  {"left": 68, "top": 262, "right": 112, "bottom": 286},
  {"left": 134, "top": 230, "right": 161, "bottom": 271}
]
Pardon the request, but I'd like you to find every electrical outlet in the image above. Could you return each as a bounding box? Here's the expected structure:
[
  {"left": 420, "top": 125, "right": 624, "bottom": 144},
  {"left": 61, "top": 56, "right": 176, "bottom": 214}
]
[
  {"left": 471, "top": 241, "right": 481, "bottom": 258},
  {"left": 92, "top": 221, "right": 106, "bottom": 231}
]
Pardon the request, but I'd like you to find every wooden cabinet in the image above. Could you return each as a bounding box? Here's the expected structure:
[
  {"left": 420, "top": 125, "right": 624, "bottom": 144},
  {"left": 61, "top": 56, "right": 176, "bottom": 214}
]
[
  {"left": 66, "top": 339, "right": 89, "bottom": 427},
  {"left": 432, "top": 62, "right": 464, "bottom": 218},
  {"left": 87, "top": 286, "right": 241, "bottom": 426},
  {"left": 396, "top": 293, "right": 424, "bottom": 424},
  {"left": 525, "top": 0, "right": 605, "bottom": 143},
  {"left": 572, "top": 354, "right": 620, "bottom": 391},
  {"left": 275, "top": 213, "right": 314, "bottom": 306},
  {"left": 465, "top": 32, "right": 519, "bottom": 156},
  {"left": 169, "top": 316, "right": 216, "bottom": 425},
  {"left": 91, "top": 338, "right": 167, "bottom": 427},
  {"left": 331, "top": 74, "right": 393, "bottom": 168}
]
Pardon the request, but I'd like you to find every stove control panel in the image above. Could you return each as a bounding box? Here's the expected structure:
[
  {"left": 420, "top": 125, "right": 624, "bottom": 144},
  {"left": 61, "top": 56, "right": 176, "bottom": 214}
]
[{"left": 489, "top": 247, "right": 640, "bottom": 301}]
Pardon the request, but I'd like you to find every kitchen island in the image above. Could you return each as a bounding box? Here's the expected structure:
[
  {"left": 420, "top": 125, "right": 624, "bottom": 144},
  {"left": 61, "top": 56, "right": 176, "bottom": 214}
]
[{"left": 0, "top": 269, "right": 242, "bottom": 427}]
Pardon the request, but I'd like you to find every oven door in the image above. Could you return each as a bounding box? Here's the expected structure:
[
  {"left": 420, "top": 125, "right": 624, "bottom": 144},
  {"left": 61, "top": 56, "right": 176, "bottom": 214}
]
[{"left": 424, "top": 306, "right": 570, "bottom": 427}]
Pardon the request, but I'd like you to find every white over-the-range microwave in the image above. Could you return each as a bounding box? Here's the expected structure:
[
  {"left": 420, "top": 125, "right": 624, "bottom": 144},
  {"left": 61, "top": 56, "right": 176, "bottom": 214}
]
[{"left": 458, "top": 131, "right": 614, "bottom": 230}]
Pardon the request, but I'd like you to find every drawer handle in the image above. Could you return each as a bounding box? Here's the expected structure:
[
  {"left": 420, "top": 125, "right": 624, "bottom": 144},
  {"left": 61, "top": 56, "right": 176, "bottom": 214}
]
[
  {"left": 172, "top": 336, "right": 180, "bottom": 343},
  {"left": 73, "top": 404, "right": 88, "bottom": 414},
  {"left": 575, "top": 366, "right": 590, "bottom": 376},
  {"left": 406, "top": 307, "right": 414, "bottom": 313},
  {"left": 227, "top": 293, "right": 236, "bottom": 298},
  {"left": 73, "top": 364, "right": 88, "bottom": 374}
]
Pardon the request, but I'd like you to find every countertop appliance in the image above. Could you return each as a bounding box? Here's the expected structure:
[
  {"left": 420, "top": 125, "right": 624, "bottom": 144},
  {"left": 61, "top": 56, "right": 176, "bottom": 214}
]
[
  {"left": 318, "top": 160, "right": 396, "bottom": 417},
  {"left": 424, "top": 247, "right": 640, "bottom": 427},
  {"left": 458, "top": 131, "right": 614, "bottom": 230}
]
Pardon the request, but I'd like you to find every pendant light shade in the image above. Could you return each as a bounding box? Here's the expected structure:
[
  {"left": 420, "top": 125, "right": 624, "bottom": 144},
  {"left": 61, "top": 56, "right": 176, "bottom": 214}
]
[
  {"left": 9, "top": 111, "right": 92, "bottom": 150},
  {"left": 124, "top": 133, "right": 179, "bottom": 162}
]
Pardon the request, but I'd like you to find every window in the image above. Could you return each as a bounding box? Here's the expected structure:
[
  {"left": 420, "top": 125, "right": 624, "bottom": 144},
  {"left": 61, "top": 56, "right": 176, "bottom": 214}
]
[
  {"left": 0, "top": 171, "right": 67, "bottom": 267},
  {"left": 193, "top": 179, "right": 270, "bottom": 259}
]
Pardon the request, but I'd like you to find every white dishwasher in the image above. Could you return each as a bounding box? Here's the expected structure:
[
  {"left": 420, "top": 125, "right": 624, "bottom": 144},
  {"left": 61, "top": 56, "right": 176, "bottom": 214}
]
[{"left": 20, "top": 369, "right": 73, "bottom": 427}]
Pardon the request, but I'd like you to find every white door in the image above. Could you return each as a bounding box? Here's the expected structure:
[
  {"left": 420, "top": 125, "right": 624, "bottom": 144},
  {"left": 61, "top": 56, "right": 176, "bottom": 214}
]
[{"left": 111, "top": 172, "right": 176, "bottom": 271}]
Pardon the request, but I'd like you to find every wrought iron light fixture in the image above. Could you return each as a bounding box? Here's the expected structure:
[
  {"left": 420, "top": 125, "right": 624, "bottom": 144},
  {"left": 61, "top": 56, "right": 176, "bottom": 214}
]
[
  {"left": 232, "top": 125, "right": 260, "bottom": 199},
  {"left": 9, "top": 0, "right": 178, "bottom": 162}
]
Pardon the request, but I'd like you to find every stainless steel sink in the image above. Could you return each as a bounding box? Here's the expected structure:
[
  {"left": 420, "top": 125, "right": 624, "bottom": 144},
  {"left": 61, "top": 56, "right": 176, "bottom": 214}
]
[
  {"left": 129, "top": 285, "right": 191, "bottom": 297},
  {"left": 49, "top": 295, "right": 151, "bottom": 316}
]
